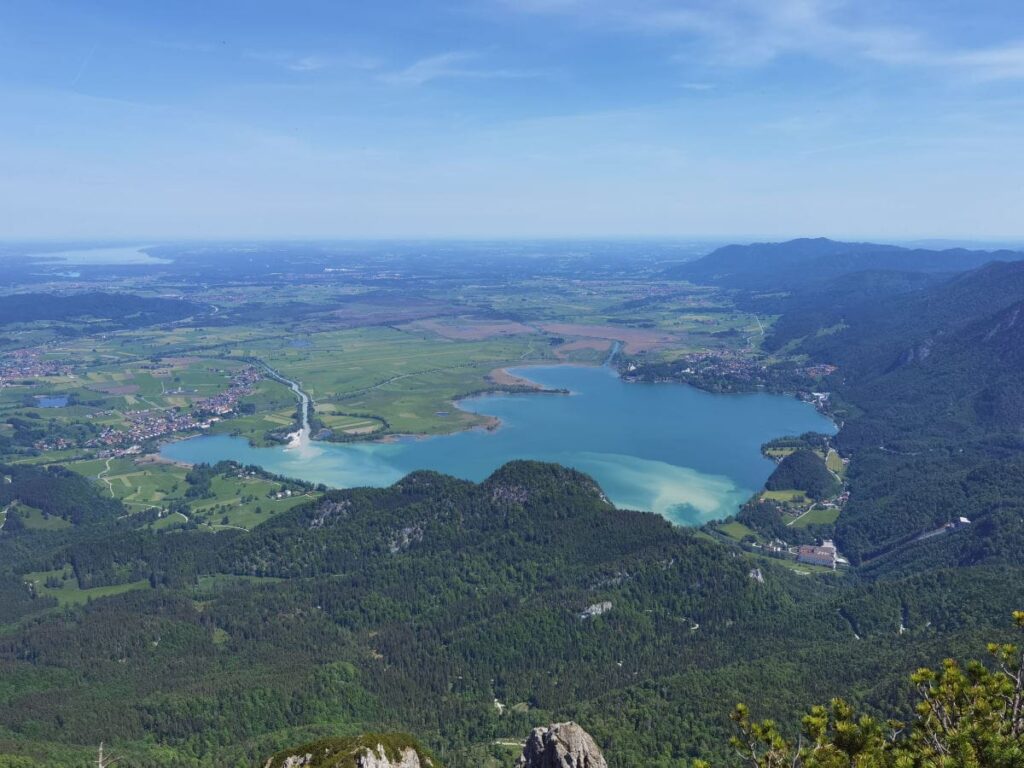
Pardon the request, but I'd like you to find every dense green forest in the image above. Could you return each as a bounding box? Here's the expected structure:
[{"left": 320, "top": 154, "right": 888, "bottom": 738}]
[
  {"left": 1, "top": 461, "right": 1022, "bottom": 766},
  {"left": 0, "top": 292, "right": 200, "bottom": 327},
  {"left": 0, "top": 464, "right": 124, "bottom": 526}
]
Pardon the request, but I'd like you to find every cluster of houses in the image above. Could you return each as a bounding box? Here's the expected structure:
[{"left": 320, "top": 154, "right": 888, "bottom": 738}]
[
  {"left": 0, "top": 349, "right": 75, "bottom": 387},
  {"left": 805, "top": 363, "right": 838, "bottom": 379},
  {"left": 82, "top": 366, "right": 263, "bottom": 454},
  {"left": 88, "top": 409, "right": 221, "bottom": 451},
  {"left": 667, "top": 349, "right": 770, "bottom": 384},
  {"left": 192, "top": 365, "right": 262, "bottom": 415}
]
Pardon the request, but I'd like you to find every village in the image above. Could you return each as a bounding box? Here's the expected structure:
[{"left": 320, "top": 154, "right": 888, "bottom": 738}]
[
  {"left": 623, "top": 348, "right": 839, "bottom": 396},
  {"left": 86, "top": 365, "right": 263, "bottom": 454},
  {"left": 22, "top": 365, "right": 265, "bottom": 457},
  {"left": 0, "top": 348, "right": 76, "bottom": 385}
]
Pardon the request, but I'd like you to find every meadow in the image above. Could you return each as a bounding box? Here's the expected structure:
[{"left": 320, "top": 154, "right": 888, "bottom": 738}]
[{"left": 65, "top": 458, "right": 316, "bottom": 532}]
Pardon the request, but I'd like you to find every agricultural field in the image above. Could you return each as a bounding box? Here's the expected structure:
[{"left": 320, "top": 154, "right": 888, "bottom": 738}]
[{"left": 314, "top": 403, "right": 386, "bottom": 436}]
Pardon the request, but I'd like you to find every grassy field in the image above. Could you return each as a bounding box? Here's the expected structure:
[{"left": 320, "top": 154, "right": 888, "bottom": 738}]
[
  {"left": 194, "top": 574, "right": 285, "bottom": 592},
  {"left": 715, "top": 521, "right": 761, "bottom": 542},
  {"left": 248, "top": 326, "right": 561, "bottom": 436},
  {"left": 826, "top": 448, "right": 846, "bottom": 477},
  {"left": 790, "top": 506, "right": 841, "bottom": 528},
  {"left": 761, "top": 489, "right": 810, "bottom": 504},
  {"left": 66, "top": 457, "right": 316, "bottom": 532},
  {"left": 185, "top": 473, "right": 313, "bottom": 530},
  {"left": 11, "top": 504, "right": 72, "bottom": 531},
  {"left": 775, "top": 559, "right": 843, "bottom": 576},
  {"left": 22, "top": 567, "right": 150, "bottom": 606},
  {"left": 71, "top": 457, "right": 184, "bottom": 509}
]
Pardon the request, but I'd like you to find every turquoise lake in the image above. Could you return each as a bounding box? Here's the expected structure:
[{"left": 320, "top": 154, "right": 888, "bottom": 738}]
[{"left": 161, "top": 365, "right": 835, "bottom": 525}]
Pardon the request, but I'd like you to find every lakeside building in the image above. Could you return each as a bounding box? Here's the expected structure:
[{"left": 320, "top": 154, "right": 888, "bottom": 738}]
[{"left": 797, "top": 539, "right": 838, "bottom": 569}]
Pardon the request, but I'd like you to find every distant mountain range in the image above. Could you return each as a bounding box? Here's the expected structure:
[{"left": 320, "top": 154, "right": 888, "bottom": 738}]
[{"left": 666, "top": 237, "right": 1024, "bottom": 291}]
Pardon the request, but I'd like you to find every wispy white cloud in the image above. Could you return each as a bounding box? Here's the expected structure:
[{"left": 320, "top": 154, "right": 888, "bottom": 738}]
[
  {"left": 501, "top": 0, "right": 1024, "bottom": 82},
  {"left": 244, "top": 50, "right": 382, "bottom": 73},
  {"left": 286, "top": 55, "right": 330, "bottom": 72},
  {"left": 379, "top": 51, "right": 542, "bottom": 86},
  {"left": 943, "top": 42, "right": 1024, "bottom": 82}
]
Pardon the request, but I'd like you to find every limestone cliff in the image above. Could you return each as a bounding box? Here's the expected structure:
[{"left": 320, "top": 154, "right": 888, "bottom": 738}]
[
  {"left": 515, "top": 722, "right": 608, "bottom": 768},
  {"left": 263, "top": 734, "right": 437, "bottom": 768}
]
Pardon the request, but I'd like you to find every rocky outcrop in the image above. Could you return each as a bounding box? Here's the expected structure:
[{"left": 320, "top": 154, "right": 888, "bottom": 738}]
[
  {"left": 516, "top": 722, "right": 607, "bottom": 768},
  {"left": 263, "top": 735, "right": 436, "bottom": 768},
  {"left": 357, "top": 745, "right": 425, "bottom": 768}
]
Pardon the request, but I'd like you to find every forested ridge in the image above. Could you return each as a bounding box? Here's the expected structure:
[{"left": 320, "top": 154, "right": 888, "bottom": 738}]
[
  {"left": 0, "top": 292, "right": 201, "bottom": 328},
  {"left": 1, "top": 460, "right": 1022, "bottom": 766}
]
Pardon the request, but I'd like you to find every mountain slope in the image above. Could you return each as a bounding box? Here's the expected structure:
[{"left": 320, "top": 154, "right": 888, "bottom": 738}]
[
  {"left": 4, "top": 461, "right": 1020, "bottom": 766},
  {"left": 668, "top": 238, "right": 1023, "bottom": 292},
  {"left": 757, "top": 261, "right": 1024, "bottom": 563}
]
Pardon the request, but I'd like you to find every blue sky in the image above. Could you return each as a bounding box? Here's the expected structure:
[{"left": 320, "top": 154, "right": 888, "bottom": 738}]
[{"left": 1, "top": 0, "right": 1022, "bottom": 239}]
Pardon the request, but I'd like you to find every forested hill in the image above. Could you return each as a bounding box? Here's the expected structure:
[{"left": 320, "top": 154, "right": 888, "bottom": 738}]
[
  {"left": 0, "top": 291, "right": 201, "bottom": 327},
  {"left": 666, "top": 237, "right": 1024, "bottom": 291},
  {"left": 3, "top": 460, "right": 1021, "bottom": 766},
  {"left": 740, "top": 255, "right": 1024, "bottom": 566}
]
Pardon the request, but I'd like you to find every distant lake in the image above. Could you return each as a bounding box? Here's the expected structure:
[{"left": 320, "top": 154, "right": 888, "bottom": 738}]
[
  {"left": 32, "top": 245, "right": 169, "bottom": 265},
  {"left": 161, "top": 365, "right": 835, "bottom": 525}
]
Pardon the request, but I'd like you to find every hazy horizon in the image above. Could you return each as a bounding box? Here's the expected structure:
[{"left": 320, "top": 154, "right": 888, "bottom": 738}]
[{"left": 5, "top": 237, "right": 1024, "bottom": 251}]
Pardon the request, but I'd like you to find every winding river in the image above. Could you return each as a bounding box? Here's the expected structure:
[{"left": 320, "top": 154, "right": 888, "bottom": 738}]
[{"left": 162, "top": 365, "right": 834, "bottom": 525}]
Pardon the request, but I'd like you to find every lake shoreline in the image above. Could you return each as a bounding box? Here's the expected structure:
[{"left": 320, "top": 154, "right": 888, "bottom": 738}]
[
  {"left": 155, "top": 361, "right": 838, "bottom": 486},
  {"left": 159, "top": 364, "right": 835, "bottom": 526}
]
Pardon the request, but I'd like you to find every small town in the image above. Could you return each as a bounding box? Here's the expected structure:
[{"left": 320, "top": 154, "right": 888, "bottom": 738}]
[
  {"left": 24, "top": 365, "right": 265, "bottom": 456},
  {"left": 0, "top": 348, "right": 76, "bottom": 385},
  {"left": 87, "top": 366, "right": 263, "bottom": 453}
]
